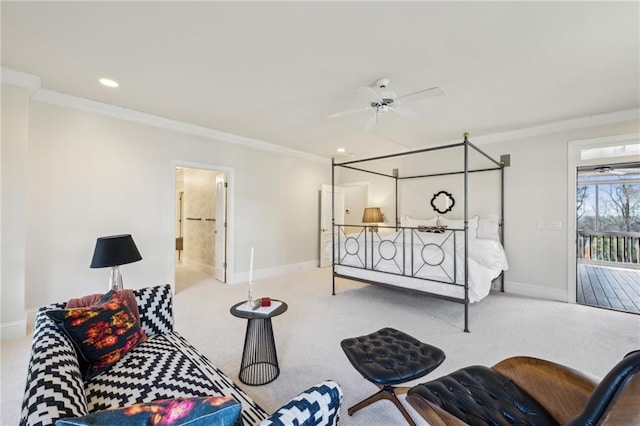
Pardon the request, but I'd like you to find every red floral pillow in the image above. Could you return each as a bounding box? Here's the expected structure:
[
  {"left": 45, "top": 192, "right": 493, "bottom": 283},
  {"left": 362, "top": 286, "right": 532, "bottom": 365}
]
[{"left": 46, "top": 290, "right": 147, "bottom": 380}]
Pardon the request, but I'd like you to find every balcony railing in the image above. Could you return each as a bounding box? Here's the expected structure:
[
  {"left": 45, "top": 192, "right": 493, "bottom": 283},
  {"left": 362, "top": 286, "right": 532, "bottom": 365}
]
[{"left": 577, "top": 231, "right": 640, "bottom": 267}]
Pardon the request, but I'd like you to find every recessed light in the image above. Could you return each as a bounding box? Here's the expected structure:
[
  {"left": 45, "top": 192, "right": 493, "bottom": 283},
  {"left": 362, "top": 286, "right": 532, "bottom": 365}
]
[
  {"left": 99, "top": 78, "right": 119, "bottom": 88},
  {"left": 337, "top": 148, "right": 346, "bottom": 153}
]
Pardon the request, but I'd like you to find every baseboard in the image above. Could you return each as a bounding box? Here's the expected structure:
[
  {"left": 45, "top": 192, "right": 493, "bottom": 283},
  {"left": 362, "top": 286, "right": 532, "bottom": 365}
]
[
  {"left": 1, "top": 319, "right": 27, "bottom": 340},
  {"left": 505, "top": 280, "right": 568, "bottom": 302},
  {"left": 231, "top": 260, "right": 317, "bottom": 284},
  {"left": 182, "top": 259, "right": 215, "bottom": 275},
  {"left": 26, "top": 308, "right": 38, "bottom": 329}
]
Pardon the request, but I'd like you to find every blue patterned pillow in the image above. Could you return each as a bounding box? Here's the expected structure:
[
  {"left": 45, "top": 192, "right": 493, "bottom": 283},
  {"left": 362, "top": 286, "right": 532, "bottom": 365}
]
[{"left": 55, "top": 396, "right": 242, "bottom": 425}]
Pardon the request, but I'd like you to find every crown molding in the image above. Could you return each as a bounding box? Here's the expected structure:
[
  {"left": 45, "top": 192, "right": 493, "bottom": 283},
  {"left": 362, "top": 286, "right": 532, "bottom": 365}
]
[
  {"left": 470, "top": 108, "right": 640, "bottom": 145},
  {"left": 0, "top": 67, "right": 41, "bottom": 94},
  {"left": 3, "top": 66, "right": 637, "bottom": 158},
  {"left": 31, "top": 88, "right": 327, "bottom": 164},
  {"left": 0, "top": 68, "right": 325, "bottom": 163}
]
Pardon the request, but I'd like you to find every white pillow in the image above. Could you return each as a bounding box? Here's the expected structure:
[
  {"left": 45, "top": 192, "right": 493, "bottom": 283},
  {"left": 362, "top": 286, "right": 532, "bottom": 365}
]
[
  {"left": 401, "top": 215, "right": 438, "bottom": 228},
  {"left": 477, "top": 214, "right": 500, "bottom": 241},
  {"left": 438, "top": 215, "right": 479, "bottom": 239}
]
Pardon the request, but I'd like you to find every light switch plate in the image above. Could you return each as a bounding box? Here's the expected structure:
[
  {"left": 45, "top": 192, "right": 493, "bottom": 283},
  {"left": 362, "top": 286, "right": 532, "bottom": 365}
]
[{"left": 547, "top": 221, "right": 562, "bottom": 230}]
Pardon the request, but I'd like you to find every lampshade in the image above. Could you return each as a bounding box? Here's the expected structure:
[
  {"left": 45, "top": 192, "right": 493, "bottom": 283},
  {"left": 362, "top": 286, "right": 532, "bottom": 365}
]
[
  {"left": 90, "top": 234, "right": 142, "bottom": 268},
  {"left": 362, "top": 207, "right": 383, "bottom": 224}
]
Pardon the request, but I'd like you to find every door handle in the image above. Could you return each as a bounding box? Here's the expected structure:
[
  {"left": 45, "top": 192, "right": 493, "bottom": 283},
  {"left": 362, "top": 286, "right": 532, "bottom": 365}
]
[{"left": 321, "top": 228, "right": 328, "bottom": 232}]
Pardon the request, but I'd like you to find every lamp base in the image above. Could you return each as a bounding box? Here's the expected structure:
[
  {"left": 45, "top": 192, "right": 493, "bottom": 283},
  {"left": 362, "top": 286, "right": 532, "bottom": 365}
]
[{"left": 109, "top": 266, "right": 124, "bottom": 291}]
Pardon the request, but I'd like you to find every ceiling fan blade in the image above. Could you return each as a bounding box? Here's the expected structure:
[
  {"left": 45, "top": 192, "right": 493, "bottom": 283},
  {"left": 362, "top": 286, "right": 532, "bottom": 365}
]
[
  {"left": 363, "top": 113, "right": 378, "bottom": 132},
  {"left": 326, "top": 107, "right": 371, "bottom": 119},
  {"left": 397, "top": 86, "right": 444, "bottom": 103},
  {"left": 357, "top": 86, "right": 381, "bottom": 102},
  {"left": 393, "top": 106, "right": 426, "bottom": 120}
]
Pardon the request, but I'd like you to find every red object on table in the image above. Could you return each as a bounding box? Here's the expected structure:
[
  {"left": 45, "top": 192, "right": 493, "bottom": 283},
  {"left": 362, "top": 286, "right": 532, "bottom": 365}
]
[{"left": 261, "top": 297, "right": 271, "bottom": 307}]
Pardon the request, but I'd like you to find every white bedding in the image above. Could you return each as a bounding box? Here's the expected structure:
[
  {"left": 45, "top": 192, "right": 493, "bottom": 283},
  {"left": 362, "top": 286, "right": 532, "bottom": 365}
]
[{"left": 330, "top": 228, "right": 508, "bottom": 303}]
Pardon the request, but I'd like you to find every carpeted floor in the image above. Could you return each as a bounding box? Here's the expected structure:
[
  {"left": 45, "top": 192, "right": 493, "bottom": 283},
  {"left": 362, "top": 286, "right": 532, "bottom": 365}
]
[{"left": 3, "top": 265, "right": 639, "bottom": 425}]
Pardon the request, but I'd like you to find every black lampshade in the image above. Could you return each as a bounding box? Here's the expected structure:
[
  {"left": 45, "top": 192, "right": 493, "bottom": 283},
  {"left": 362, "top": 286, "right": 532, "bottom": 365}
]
[{"left": 90, "top": 234, "right": 142, "bottom": 268}]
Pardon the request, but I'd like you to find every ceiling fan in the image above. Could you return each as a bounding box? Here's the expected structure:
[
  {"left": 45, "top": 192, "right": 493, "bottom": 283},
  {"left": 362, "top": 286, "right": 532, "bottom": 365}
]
[
  {"left": 327, "top": 78, "right": 444, "bottom": 131},
  {"left": 579, "top": 166, "right": 627, "bottom": 177}
]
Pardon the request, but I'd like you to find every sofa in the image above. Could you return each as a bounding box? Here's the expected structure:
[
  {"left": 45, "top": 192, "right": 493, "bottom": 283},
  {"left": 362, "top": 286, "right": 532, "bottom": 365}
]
[{"left": 20, "top": 284, "right": 342, "bottom": 426}]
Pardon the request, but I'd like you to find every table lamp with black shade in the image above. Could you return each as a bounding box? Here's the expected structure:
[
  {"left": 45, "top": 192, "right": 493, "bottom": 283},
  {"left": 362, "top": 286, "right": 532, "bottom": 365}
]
[{"left": 90, "top": 234, "right": 142, "bottom": 291}]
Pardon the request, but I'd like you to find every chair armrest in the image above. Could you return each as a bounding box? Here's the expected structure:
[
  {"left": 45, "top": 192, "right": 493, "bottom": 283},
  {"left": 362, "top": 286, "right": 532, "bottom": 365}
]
[
  {"left": 132, "top": 284, "right": 174, "bottom": 337},
  {"left": 20, "top": 312, "right": 88, "bottom": 426},
  {"left": 259, "top": 381, "right": 343, "bottom": 426},
  {"left": 567, "top": 350, "right": 640, "bottom": 426},
  {"left": 492, "top": 356, "right": 598, "bottom": 424}
]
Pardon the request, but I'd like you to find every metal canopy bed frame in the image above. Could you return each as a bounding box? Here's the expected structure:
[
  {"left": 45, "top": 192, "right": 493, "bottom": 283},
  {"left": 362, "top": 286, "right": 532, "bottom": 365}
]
[{"left": 331, "top": 133, "right": 505, "bottom": 332}]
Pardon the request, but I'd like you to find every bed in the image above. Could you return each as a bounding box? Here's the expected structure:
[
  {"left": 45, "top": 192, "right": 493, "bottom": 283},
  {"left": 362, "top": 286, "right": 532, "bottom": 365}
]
[{"left": 330, "top": 133, "right": 508, "bottom": 331}]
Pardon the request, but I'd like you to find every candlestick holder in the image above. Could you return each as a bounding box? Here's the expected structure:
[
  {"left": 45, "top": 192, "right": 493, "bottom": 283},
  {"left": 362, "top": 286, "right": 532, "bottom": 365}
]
[{"left": 247, "top": 280, "right": 253, "bottom": 307}]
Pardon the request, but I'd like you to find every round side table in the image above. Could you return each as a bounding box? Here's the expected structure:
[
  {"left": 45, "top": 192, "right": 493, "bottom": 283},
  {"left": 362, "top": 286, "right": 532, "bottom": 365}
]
[{"left": 230, "top": 300, "right": 288, "bottom": 386}]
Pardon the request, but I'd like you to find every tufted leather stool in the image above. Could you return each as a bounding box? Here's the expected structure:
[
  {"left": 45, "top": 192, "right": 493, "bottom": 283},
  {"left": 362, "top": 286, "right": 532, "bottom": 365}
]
[{"left": 340, "top": 327, "right": 446, "bottom": 425}]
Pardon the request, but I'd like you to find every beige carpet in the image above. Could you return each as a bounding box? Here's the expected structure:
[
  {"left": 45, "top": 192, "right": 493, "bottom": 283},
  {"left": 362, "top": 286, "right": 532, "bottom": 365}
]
[{"left": 3, "top": 265, "right": 639, "bottom": 425}]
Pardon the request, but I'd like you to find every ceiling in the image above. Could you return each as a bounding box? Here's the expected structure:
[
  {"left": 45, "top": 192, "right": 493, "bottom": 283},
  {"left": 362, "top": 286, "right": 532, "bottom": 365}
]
[{"left": 2, "top": 1, "right": 639, "bottom": 159}]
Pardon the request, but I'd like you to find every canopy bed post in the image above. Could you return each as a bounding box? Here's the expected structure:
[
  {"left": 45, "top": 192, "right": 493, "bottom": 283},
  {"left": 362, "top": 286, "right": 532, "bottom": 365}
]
[
  {"left": 394, "top": 168, "right": 399, "bottom": 231},
  {"left": 500, "top": 164, "right": 505, "bottom": 292},
  {"left": 463, "top": 133, "right": 470, "bottom": 333},
  {"left": 331, "top": 157, "right": 336, "bottom": 296}
]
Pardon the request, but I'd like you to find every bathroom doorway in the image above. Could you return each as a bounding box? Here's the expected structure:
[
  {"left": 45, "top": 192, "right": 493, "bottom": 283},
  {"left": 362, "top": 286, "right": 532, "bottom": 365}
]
[{"left": 175, "top": 167, "right": 229, "bottom": 291}]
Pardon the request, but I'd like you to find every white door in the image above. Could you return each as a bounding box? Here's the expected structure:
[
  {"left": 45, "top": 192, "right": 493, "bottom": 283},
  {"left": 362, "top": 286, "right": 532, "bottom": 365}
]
[
  {"left": 214, "top": 179, "right": 227, "bottom": 282},
  {"left": 319, "top": 184, "right": 344, "bottom": 267}
]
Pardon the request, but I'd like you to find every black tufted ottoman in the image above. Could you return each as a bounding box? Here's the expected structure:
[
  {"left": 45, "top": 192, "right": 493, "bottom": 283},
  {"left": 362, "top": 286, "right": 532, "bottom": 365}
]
[{"left": 340, "top": 327, "right": 445, "bottom": 425}]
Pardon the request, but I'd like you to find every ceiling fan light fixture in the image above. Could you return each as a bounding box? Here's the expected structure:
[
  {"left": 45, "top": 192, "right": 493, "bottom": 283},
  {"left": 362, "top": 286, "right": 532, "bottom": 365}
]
[{"left": 595, "top": 166, "right": 613, "bottom": 173}]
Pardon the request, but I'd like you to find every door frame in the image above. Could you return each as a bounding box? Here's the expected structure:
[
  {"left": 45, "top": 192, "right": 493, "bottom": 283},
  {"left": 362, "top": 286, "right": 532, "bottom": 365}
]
[
  {"left": 566, "top": 133, "right": 639, "bottom": 303},
  {"left": 171, "top": 160, "right": 235, "bottom": 288},
  {"left": 319, "top": 184, "right": 344, "bottom": 267},
  {"left": 214, "top": 177, "right": 228, "bottom": 283}
]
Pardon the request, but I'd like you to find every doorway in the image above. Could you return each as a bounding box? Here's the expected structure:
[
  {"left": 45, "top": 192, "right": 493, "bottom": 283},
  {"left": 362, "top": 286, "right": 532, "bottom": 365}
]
[
  {"left": 175, "top": 166, "right": 229, "bottom": 291},
  {"left": 575, "top": 162, "right": 640, "bottom": 313}
]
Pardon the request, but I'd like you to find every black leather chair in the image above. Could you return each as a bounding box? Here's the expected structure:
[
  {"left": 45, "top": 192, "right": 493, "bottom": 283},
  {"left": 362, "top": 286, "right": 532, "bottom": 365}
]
[{"left": 406, "top": 350, "right": 640, "bottom": 426}]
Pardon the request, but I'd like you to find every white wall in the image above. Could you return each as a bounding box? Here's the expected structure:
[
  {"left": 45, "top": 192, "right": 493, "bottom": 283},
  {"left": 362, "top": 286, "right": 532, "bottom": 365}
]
[
  {"left": 18, "top": 99, "right": 328, "bottom": 314},
  {"left": 1, "top": 84, "right": 29, "bottom": 338},
  {"left": 480, "top": 122, "right": 639, "bottom": 300},
  {"left": 336, "top": 119, "right": 640, "bottom": 301}
]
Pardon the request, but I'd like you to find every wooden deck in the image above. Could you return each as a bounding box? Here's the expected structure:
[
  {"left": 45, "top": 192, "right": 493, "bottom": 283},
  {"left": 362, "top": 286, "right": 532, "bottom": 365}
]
[{"left": 577, "top": 263, "right": 640, "bottom": 313}]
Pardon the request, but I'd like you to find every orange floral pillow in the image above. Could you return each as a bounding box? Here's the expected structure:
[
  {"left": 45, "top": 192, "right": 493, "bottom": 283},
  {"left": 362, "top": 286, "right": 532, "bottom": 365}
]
[{"left": 46, "top": 290, "right": 147, "bottom": 380}]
